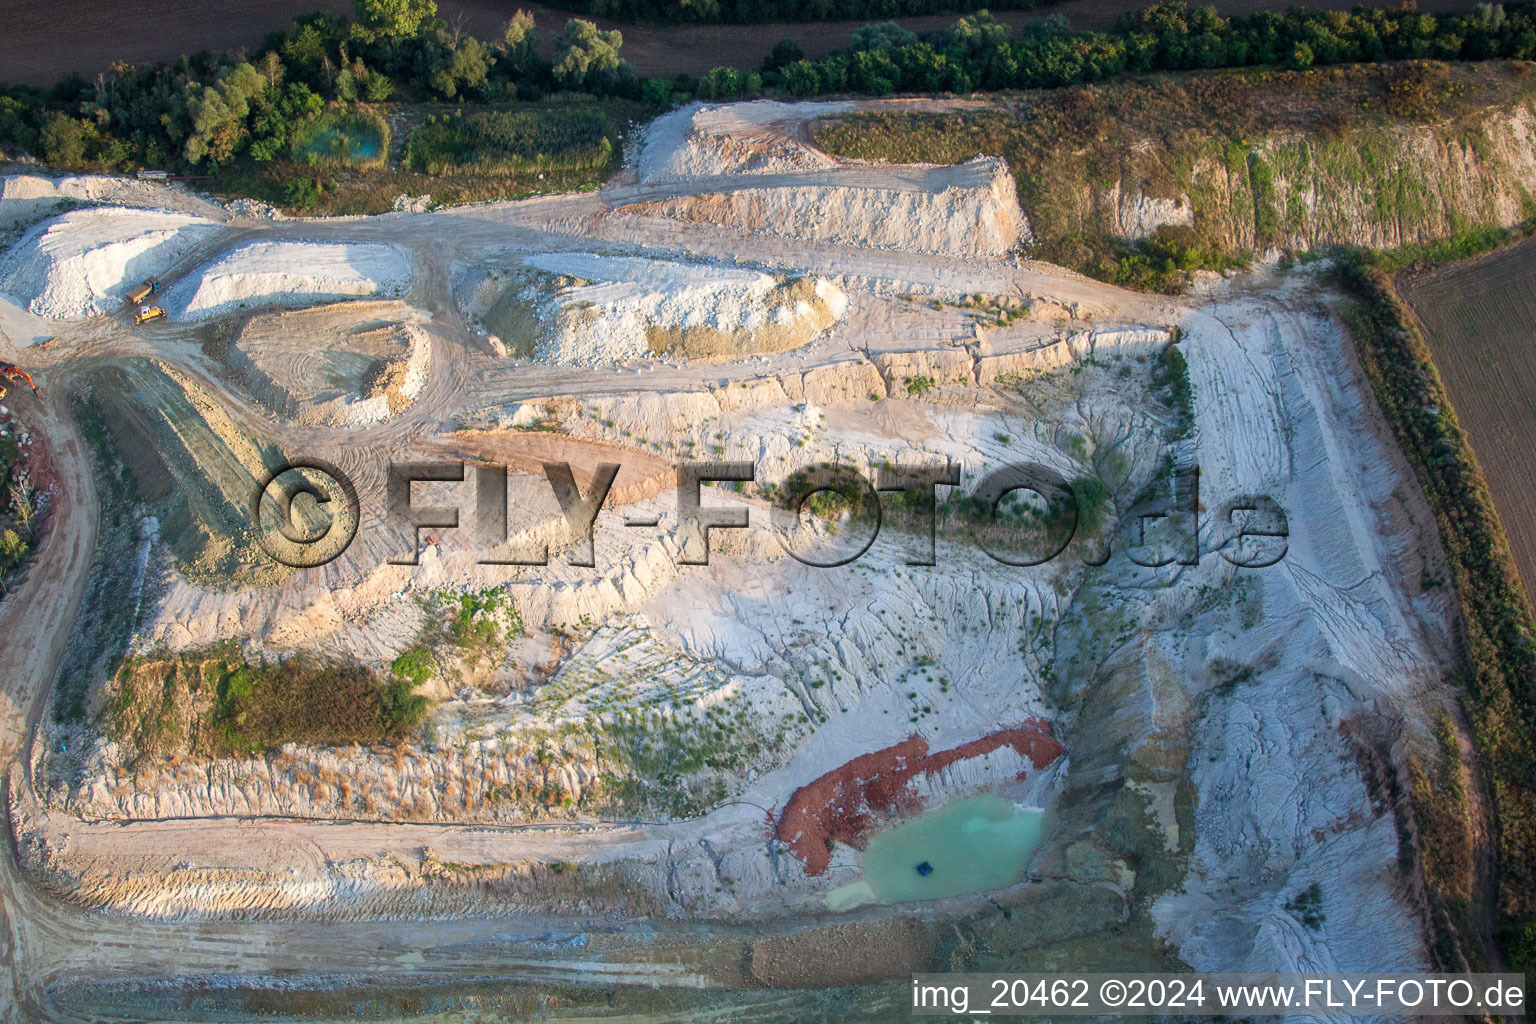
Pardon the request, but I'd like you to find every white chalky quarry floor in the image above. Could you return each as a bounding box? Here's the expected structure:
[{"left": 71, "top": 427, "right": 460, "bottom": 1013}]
[{"left": 0, "top": 100, "right": 1458, "bottom": 1019}]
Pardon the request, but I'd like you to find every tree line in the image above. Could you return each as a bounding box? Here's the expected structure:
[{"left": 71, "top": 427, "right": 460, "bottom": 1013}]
[
  {"left": 561, "top": 0, "right": 1049, "bottom": 25},
  {"left": 0, "top": 0, "right": 635, "bottom": 172},
  {"left": 758, "top": 2, "right": 1536, "bottom": 98},
  {"left": 3, "top": 1, "right": 1536, "bottom": 174}
]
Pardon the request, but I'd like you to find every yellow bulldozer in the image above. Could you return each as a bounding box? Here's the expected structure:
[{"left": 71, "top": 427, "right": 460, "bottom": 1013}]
[{"left": 135, "top": 305, "right": 167, "bottom": 325}]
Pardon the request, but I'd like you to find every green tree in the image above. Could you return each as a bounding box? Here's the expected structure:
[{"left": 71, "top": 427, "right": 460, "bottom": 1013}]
[
  {"left": 701, "top": 66, "right": 760, "bottom": 99},
  {"left": 420, "top": 32, "right": 494, "bottom": 97},
  {"left": 282, "top": 22, "right": 332, "bottom": 80},
  {"left": 552, "top": 19, "right": 631, "bottom": 93},
  {"left": 40, "top": 113, "right": 89, "bottom": 166},
  {"left": 848, "top": 49, "right": 898, "bottom": 94},
  {"left": 353, "top": 0, "right": 437, "bottom": 42},
  {"left": 762, "top": 38, "right": 805, "bottom": 72},
  {"left": 283, "top": 176, "right": 322, "bottom": 210},
  {"left": 640, "top": 77, "right": 675, "bottom": 106},
  {"left": 848, "top": 21, "right": 917, "bottom": 54},
  {"left": 183, "top": 62, "right": 267, "bottom": 166},
  {"left": 364, "top": 70, "right": 394, "bottom": 101},
  {"left": 0, "top": 95, "right": 40, "bottom": 152},
  {"left": 781, "top": 59, "right": 823, "bottom": 96},
  {"left": 0, "top": 529, "right": 28, "bottom": 570},
  {"left": 257, "top": 50, "right": 286, "bottom": 88},
  {"left": 499, "top": 10, "right": 541, "bottom": 77}
]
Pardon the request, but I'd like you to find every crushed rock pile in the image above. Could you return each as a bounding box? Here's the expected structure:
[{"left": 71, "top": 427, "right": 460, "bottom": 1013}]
[
  {"left": 636, "top": 100, "right": 853, "bottom": 182},
  {"left": 226, "top": 313, "right": 431, "bottom": 426},
  {"left": 0, "top": 207, "right": 221, "bottom": 319},
  {"left": 164, "top": 241, "right": 411, "bottom": 321},
  {"left": 630, "top": 101, "right": 1027, "bottom": 258},
  {"left": 0, "top": 172, "right": 229, "bottom": 227},
  {"left": 522, "top": 252, "right": 847, "bottom": 366}
]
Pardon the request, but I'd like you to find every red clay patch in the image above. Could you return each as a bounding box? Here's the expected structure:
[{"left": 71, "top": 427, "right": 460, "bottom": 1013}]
[{"left": 773, "top": 722, "right": 1064, "bottom": 876}]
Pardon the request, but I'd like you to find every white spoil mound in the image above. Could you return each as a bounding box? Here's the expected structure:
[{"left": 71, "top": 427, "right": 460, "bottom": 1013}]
[
  {"left": 1, "top": 173, "right": 230, "bottom": 228},
  {"left": 0, "top": 207, "right": 220, "bottom": 319},
  {"left": 637, "top": 100, "right": 853, "bottom": 183},
  {"left": 627, "top": 156, "right": 1028, "bottom": 258},
  {"left": 629, "top": 100, "right": 1028, "bottom": 257},
  {"left": 523, "top": 252, "right": 847, "bottom": 366},
  {"left": 165, "top": 241, "right": 411, "bottom": 321}
]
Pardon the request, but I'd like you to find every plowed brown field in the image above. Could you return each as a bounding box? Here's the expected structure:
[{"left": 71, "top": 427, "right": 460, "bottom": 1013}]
[
  {"left": 0, "top": 0, "right": 1475, "bottom": 89},
  {"left": 1400, "top": 240, "right": 1536, "bottom": 593}
]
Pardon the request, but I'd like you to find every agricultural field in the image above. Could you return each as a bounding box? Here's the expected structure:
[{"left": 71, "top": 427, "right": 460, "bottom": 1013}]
[{"left": 1399, "top": 239, "right": 1536, "bottom": 592}]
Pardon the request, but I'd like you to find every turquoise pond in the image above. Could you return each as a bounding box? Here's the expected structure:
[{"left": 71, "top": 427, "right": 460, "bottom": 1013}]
[
  {"left": 301, "top": 129, "right": 382, "bottom": 161},
  {"left": 827, "top": 795, "right": 1046, "bottom": 908}
]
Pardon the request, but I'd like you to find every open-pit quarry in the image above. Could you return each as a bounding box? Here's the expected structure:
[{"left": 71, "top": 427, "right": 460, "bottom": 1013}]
[{"left": 0, "top": 99, "right": 1463, "bottom": 1020}]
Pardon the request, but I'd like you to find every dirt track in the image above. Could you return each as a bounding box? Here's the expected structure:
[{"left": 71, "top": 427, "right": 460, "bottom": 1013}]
[
  {"left": 0, "top": 383, "right": 99, "bottom": 1017},
  {"left": 0, "top": 0, "right": 1477, "bottom": 88}
]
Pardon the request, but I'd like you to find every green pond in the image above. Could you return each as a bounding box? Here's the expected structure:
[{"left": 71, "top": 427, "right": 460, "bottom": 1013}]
[
  {"left": 828, "top": 795, "right": 1046, "bottom": 908},
  {"left": 301, "top": 128, "right": 381, "bottom": 162}
]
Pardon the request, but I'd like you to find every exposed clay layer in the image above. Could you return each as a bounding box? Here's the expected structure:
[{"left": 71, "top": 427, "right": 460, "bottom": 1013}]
[{"left": 773, "top": 723, "right": 1065, "bottom": 876}]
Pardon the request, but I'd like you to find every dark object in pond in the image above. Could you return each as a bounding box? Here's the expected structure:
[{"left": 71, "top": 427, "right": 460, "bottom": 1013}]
[{"left": 915, "top": 861, "right": 934, "bottom": 876}]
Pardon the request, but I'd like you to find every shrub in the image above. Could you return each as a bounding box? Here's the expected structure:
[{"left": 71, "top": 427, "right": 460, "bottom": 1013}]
[
  {"left": 904, "top": 375, "right": 936, "bottom": 396},
  {"left": 390, "top": 645, "right": 437, "bottom": 685},
  {"left": 282, "top": 176, "right": 322, "bottom": 209},
  {"left": 1152, "top": 344, "right": 1194, "bottom": 431},
  {"left": 0, "top": 528, "right": 29, "bottom": 575},
  {"left": 1283, "top": 882, "right": 1326, "bottom": 931},
  {"left": 382, "top": 676, "right": 431, "bottom": 732},
  {"left": 1071, "top": 475, "right": 1110, "bottom": 536}
]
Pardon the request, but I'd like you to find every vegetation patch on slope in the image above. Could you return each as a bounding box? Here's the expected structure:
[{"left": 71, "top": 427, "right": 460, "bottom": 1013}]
[
  {"left": 102, "top": 650, "right": 430, "bottom": 763},
  {"left": 404, "top": 107, "right": 614, "bottom": 176},
  {"left": 815, "top": 62, "right": 1536, "bottom": 289},
  {"left": 1338, "top": 250, "right": 1536, "bottom": 971},
  {"left": 0, "top": 424, "right": 39, "bottom": 587}
]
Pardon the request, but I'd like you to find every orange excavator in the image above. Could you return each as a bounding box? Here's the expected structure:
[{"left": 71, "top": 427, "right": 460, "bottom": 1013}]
[{"left": 0, "top": 361, "right": 39, "bottom": 400}]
